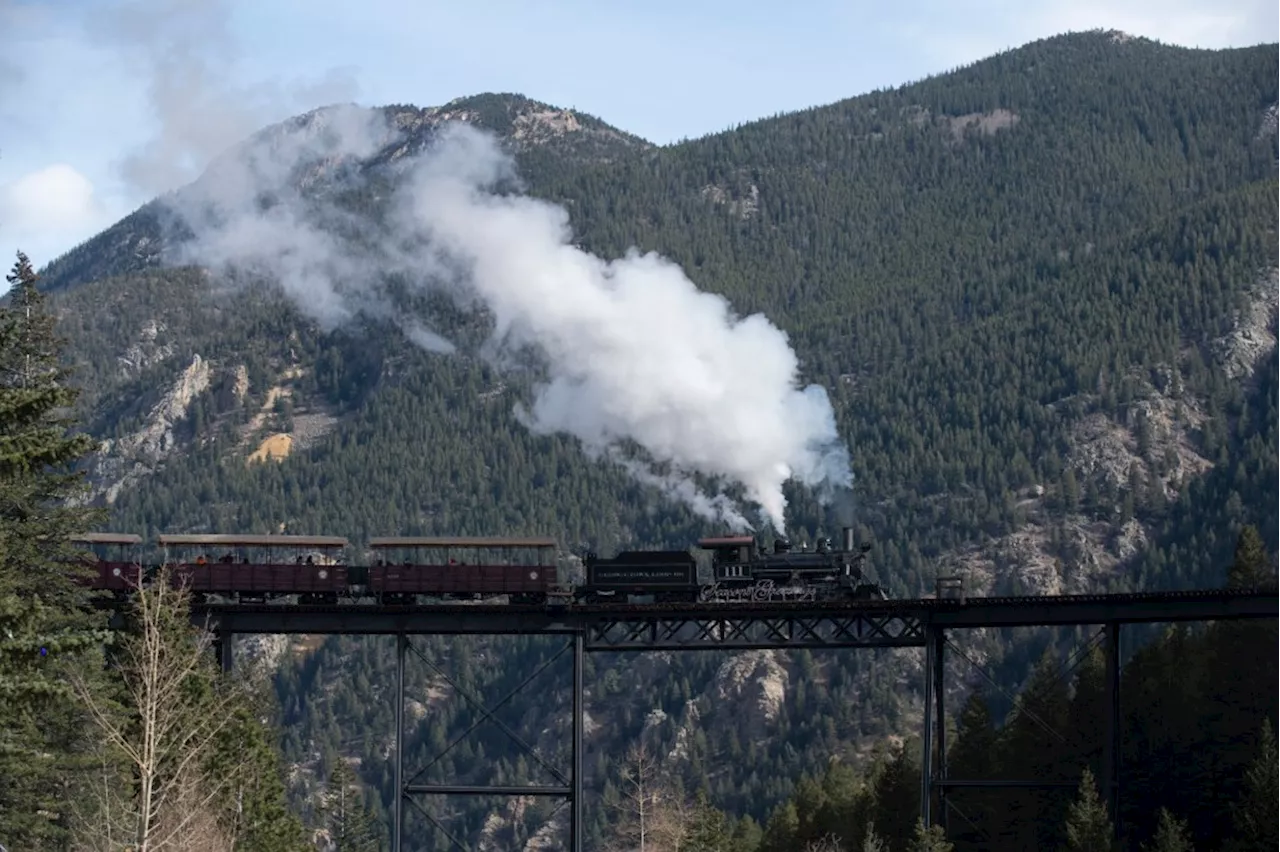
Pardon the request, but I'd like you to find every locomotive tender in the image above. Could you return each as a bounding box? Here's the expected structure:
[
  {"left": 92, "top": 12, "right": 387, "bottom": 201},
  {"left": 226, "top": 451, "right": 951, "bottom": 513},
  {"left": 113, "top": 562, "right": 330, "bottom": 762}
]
[{"left": 70, "top": 526, "right": 887, "bottom": 606}]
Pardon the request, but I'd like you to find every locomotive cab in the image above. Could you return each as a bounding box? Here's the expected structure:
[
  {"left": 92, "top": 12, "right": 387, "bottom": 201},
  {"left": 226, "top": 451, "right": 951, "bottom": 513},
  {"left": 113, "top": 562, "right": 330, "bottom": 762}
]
[{"left": 697, "top": 535, "right": 757, "bottom": 583}]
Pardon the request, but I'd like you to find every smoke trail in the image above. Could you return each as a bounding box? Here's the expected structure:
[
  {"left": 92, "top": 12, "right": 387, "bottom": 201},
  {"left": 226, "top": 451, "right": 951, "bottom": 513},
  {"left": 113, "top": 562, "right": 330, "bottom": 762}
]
[
  {"left": 90, "top": 0, "right": 360, "bottom": 199},
  {"left": 153, "top": 107, "right": 851, "bottom": 531},
  {"left": 387, "top": 123, "right": 852, "bottom": 531}
]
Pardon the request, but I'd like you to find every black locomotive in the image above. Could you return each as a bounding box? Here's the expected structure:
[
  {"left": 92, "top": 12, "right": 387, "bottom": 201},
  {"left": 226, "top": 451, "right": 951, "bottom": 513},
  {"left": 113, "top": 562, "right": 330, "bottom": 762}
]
[{"left": 578, "top": 526, "right": 886, "bottom": 604}]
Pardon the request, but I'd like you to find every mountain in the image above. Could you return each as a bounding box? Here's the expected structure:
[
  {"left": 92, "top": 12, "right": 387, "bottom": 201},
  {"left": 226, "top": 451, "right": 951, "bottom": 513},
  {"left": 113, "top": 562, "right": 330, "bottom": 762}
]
[{"left": 36, "top": 29, "right": 1280, "bottom": 849}]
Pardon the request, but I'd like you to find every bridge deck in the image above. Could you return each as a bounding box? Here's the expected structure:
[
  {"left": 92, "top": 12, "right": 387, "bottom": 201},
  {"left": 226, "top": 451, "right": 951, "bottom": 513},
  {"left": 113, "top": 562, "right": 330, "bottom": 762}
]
[{"left": 176, "top": 589, "right": 1278, "bottom": 649}]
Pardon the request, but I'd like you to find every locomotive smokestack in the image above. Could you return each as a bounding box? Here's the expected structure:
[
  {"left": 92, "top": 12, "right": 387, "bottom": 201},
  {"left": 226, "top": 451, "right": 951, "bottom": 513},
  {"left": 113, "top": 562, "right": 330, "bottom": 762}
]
[{"left": 843, "top": 527, "right": 854, "bottom": 553}]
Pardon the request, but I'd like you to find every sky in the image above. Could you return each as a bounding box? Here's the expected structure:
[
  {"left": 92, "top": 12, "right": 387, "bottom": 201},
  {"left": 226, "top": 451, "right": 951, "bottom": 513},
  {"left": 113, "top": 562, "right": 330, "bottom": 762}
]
[{"left": 0, "top": 0, "right": 1275, "bottom": 267}]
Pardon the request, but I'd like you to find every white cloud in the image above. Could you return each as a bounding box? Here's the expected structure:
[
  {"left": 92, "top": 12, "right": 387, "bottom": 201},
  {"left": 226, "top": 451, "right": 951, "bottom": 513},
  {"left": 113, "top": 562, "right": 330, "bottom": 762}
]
[{"left": 0, "top": 164, "right": 114, "bottom": 264}]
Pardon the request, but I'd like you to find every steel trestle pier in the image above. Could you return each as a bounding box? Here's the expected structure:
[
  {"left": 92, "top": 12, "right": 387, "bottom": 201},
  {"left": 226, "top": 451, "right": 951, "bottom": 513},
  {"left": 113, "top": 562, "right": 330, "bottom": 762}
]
[{"left": 181, "top": 589, "right": 1277, "bottom": 850}]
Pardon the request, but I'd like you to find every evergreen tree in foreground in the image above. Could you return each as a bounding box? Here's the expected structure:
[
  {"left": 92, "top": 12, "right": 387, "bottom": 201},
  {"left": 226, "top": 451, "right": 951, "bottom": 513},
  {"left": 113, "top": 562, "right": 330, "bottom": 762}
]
[
  {"left": 908, "top": 819, "right": 954, "bottom": 852},
  {"left": 1064, "top": 768, "right": 1115, "bottom": 852},
  {"left": 1226, "top": 719, "right": 1278, "bottom": 852},
  {"left": 321, "top": 758, "right": 381, "bottom": 852},
  {"left": 1226, "top": 524, "right": 1275, "bottom": 588},
  {"left": 0, "top": 250, "right": 107, "bottom": 847},
  {"left": 1143, "top": 809, "right": 1195, "bottom": 852},
  {"left": 683, "top": 789, "right": 735, "bottom": 852}
]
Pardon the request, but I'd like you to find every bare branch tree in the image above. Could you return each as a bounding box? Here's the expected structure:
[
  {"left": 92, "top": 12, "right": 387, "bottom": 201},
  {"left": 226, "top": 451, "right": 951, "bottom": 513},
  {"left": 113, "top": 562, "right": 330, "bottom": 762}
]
[
  {"left": 603, "top": 741, "right": 732, "bottom": 852},
  {"left": 604, "top": 742, "right": 667, "bottom": 852},
  {"left": 804, "top": 834, "right": 845, "bottom": 852},
  {"left": 68, "top": 566, "right": 248, "bottom": 851},
  {"left": 648, "top": 783, "right": 694, "bottom": 852},
  {"left": 860, "top": 822, "right": 889, "bottom": 852}
]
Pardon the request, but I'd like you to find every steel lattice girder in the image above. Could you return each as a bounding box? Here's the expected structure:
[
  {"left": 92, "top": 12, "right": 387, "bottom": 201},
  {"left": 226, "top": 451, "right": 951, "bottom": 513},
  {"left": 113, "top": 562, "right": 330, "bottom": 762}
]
[{"left": 583, "top": 612, "right": 927, "bottom": 650}]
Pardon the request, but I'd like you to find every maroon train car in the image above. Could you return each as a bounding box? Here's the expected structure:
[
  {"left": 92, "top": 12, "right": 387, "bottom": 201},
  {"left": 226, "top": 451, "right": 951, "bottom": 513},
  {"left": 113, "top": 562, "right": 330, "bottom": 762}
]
[
  {"left": 368, "top": 536, "right": 558, "bottom": 604},
  {"left": 159, "top": 533, "right": 351, "bottom": 604},
  {"left": 70, "top": 532, "right": 144, "bottom": 593}
]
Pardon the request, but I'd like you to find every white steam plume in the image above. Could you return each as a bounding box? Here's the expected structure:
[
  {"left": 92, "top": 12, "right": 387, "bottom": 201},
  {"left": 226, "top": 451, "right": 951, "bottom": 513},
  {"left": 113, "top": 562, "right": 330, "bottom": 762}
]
[
  {"left": 92, "top": 0, "right": 360, "bottom": 198},
  {"left": 152, "top": 108, "right": 851, "bottom": 532},
  {"left": 392, "top": 124, "right": 851, "bottom": 531},
  {"left": 166, "top": 102, "right": 399, "bottom": 330},
  {"left": 87, "top": 1, "right": 854, "bottom": 531}
]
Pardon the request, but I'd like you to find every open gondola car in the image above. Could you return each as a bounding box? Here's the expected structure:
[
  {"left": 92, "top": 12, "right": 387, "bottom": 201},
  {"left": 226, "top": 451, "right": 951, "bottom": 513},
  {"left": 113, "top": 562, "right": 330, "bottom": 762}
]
[
  {"left": 367, "top": 536, "right": 558, "bottom": 605},
  {"left": 158, "top": 533, "right": 351, "bottom": 604},
  {"left": 69, "top": 532, "right": 144, "bottom": 596}
]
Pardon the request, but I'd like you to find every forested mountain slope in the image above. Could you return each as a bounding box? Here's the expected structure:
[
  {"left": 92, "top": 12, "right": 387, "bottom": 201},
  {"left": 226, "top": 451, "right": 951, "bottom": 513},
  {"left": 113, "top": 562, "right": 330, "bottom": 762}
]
[{"left": 36, "top": 29, "right": 1279, "bottom": 850}]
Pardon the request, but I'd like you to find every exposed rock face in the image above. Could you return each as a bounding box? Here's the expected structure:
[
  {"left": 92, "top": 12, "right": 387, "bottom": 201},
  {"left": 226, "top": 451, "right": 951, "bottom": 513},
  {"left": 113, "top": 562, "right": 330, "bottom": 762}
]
[
  {"left": 900, "top": 105, "right": 1020, "bottom": 143},
  {"left": 238, "top": 634, "right": 290, "bottom": 679},
  {"left": 512, "top": 108, "right": 582, "bottom": 140},
  {"left": 945, "top": 108, "right": 1020, "bottom": 142},
  {"left": 94, "top": 353, "right": 211, "bottom": 504},
  {"left": 232, "top": 364, "right": 250, "bottom": 401},
  {"left": 1213, "top": 268, "right": 1279, "bottom": 381},
  {"left": 1259, "top": 102, "right": 1278, "bottom": 139},
  {"left": 714, "top": 650, "right": 788, "bottom": 737},
  {"left": 701, "top": 182, "right": 760, "bottom": 219},
  {"left": 668, "top": 700, "right": 702, "bottom": 762},
  {"left": 117, "top": 319, "right": 175, "bottom": 377}
]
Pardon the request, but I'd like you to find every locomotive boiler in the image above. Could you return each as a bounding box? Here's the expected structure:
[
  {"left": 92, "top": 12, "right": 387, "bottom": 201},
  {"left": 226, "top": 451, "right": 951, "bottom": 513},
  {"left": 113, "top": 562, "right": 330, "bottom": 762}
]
[{"left": 578, "top": 526, "right": 886, "bottom": 604}]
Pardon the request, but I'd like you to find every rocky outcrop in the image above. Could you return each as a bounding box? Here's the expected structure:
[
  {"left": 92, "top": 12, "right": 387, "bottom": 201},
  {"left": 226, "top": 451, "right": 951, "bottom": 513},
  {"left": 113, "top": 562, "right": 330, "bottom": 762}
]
[
  {"left": 713, "top": 650, "right": 788, "bottom": 738},
  {"left": 1213, "top": 268, "right": 1279, "bottom": 381},
  {"left": 117, "top": 319, "right": 175, "bottom": 377},
  {"left": 944, "top": 108, "right": 1020, "bottom": 142},
  {"left": 701, "top": 182, "right": 760, "bottom": 219},
  {"left": 93, "top": 354, "right": 212, "bottom": 504},
  {"left": 1259, "top": 102, "right": 1278, "bottom": 139},
  {"left": 899, "top": 105, "right": 1020, "bottom": 143}
]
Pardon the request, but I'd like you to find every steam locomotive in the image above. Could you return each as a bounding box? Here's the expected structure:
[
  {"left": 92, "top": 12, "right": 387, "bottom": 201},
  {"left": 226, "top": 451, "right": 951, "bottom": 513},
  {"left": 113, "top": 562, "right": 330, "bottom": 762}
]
[
  {"left": 579, "top": 526, "right": 887, "bottom": 604},
  {"left": 71, "top": 527, "right": 888, "bottom": 606}
]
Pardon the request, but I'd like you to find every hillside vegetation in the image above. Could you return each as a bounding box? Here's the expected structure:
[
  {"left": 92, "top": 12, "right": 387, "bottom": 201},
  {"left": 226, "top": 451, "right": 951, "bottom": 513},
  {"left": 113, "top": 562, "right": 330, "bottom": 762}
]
[{"left": 29, "top": 29, "right": 1280, "bottom": 850}]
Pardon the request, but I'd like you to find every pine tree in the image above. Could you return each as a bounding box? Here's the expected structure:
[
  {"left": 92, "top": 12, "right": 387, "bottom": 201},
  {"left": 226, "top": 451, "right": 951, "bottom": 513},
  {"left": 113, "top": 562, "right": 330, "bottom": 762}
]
[
  {"left": 870, "top": 741, "right": 919, "bottom": 847},
  {"left": 1143, "top": 808, "right": 1194, "bottom": 852},
  {"left": 322, "top": 758, "right": 381, "bottom": 852},
  {"left": 212, "top": 689, "right": 312, "bottom": 852},
  {"left": 683, "top": 789, "right": 734, "bottom": 852},
  {"left": 1226, "top": 719, "right": 1278, "bottom": 852},
  {"left": 758, "top": 800, "right": 800, "bottom": 852},
  {"left": 0, "top": 251, "right": 107, "bottom": 848},
  {"left": 1225, "top": 525, "right": 1274, "bottom": 588},
  {"left": 907, "top": 819, "right": 953, "bottom": 852},
  {"left": 0, "top": 251, "right": 104, "bottom": 687},
  {"left": 1064, "top": 768, "right": 1115, "bottom": 852},
  {"left": 1000, "top": 652, "right": 1074, "bottom": 850}
]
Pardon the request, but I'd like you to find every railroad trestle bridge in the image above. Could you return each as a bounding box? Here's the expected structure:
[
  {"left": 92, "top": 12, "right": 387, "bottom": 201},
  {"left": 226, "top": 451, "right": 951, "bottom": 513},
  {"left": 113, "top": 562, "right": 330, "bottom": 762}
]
[{"left": 151, "top": 589, "right": 1276, "bottom": 852}]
